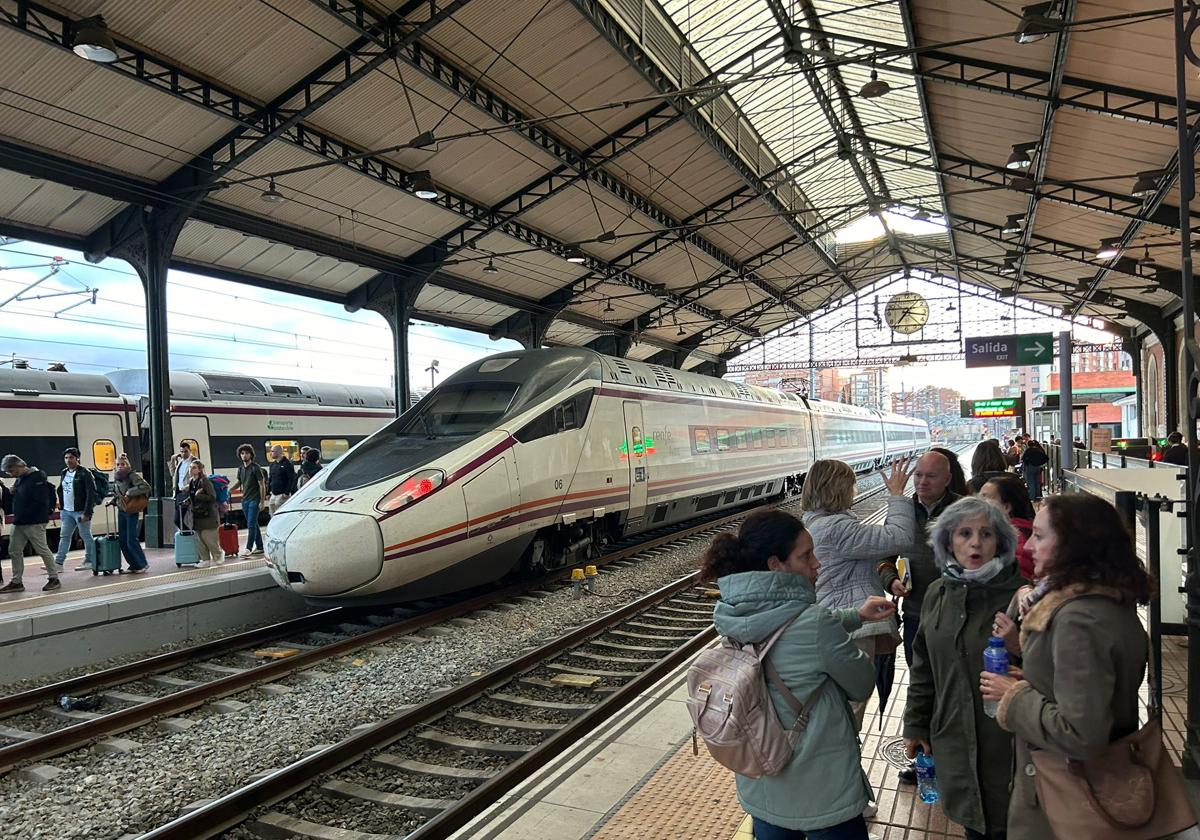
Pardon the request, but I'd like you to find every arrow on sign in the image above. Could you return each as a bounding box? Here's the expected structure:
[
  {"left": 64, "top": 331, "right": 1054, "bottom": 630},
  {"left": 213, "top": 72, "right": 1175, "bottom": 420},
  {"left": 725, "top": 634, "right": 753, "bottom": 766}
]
[{"left": 1028, "top": 340, "right": 1046, "bottom": 358}]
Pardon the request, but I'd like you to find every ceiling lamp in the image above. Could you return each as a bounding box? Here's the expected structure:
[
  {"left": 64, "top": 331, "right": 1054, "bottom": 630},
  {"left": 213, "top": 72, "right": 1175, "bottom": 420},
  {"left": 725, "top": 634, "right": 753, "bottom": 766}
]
[
  {"left": 260, "top": 178, "right": 284, "bottom": 203},
  {"left": 677, "top": 325, "right": 686, "bottom": 337},
  {"left": 1095, "top": 237, "right": 1122, "bottom": 260},
  {"left": 603, "top": 300, "right": 615, "bottom": 314},
  {"left": 1131, "top": 170, "right": 1165, "bottom": 200},
  {"left": 483, "top": 258, "right": 499, "bottom": 274},
  {"left": 1008, "top": 175, "right": 1036, "bottom": 192},
  {"left": 564, "top": 247, "right": 587, "bottom": 264},
  {"left": 409, "top": 131, "right": 436, "bottom": 148},
  {"left": 1005, "top": 142, "right": 1037, "bottom": 171},
  {"left": 912, "top": 206, "right": 931, "bottom": 222},
  {"left": 409, "top": 170, "right": 439, "bottom": 200},
  {"left": 71, "top": 15, "right": 118, "bottom": 63},
  {"left": 1002, "top": 213, "right": 1025, "bottom": 235},
  {"left": 596, "top": 230, "right": 617, "bottom": 244},
  {"left": 1138, "top": 246, "right": 1157, "bottom": 270},
  {"left": 858, "top": 64, "right": 891, "bottom": 99},
  {"left": 1015, "top": 2, "right": 1060, "bottom": 44}
]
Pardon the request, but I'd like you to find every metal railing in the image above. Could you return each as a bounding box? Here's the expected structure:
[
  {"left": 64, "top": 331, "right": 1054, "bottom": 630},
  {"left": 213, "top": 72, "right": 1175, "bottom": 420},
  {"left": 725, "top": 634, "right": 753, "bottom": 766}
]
[{"left": 1046, "top": 443, "right": 1185, "bottom": 491}]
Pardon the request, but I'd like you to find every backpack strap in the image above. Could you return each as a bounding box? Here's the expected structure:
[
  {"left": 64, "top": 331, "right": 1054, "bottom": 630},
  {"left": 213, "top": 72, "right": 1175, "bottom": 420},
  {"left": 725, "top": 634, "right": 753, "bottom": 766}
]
[{"left": 752, "top": 616, "right": 830, "bottom": 735}]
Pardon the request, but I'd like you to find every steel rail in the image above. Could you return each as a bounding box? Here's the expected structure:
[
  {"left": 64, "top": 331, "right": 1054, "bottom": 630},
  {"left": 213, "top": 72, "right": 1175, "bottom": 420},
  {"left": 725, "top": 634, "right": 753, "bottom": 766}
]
[
  {"left": 0, "top": 499, "right": 771, "bottom": 775},
  {"left": 139, "top": 572, "right": 712, "bottom": 840}
]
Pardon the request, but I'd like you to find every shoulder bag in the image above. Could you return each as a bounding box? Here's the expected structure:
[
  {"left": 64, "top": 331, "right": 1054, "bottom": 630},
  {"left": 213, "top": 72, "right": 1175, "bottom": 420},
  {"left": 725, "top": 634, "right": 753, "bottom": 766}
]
[{"left": 1030, "top": 597, "right": 1197, "bottom": 839}]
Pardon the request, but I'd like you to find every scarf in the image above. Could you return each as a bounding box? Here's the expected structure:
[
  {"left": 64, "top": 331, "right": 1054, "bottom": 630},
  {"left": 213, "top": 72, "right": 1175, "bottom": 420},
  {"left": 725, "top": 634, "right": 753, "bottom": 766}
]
[
  {"left": 1018, "top": 578, "right": 1053, "bottom": 616},
  {"left": 944, "top": 556, "right": 1007, "bottom": 584}
]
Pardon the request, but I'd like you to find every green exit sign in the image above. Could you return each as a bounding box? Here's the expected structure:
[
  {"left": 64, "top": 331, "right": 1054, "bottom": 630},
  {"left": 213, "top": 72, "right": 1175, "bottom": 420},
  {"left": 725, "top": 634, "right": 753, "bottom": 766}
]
[{"left": 961, "top": 397, "right": 1026, "bottom": 419}]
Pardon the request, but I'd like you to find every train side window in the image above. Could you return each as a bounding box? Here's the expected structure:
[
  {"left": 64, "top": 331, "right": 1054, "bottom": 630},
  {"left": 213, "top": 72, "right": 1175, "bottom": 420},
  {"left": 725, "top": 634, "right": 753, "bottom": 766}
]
[
  {"left": 515, "top": 409, "right": 556, "bottom": 443},
  {"left": 716, "top": 428, "right": 731, "bottom": 451},
  {"left": 92, "top": 439, "right": 116, "bottom": 471},
  {"left": 790, "top": 428, "right": 801, "bottom": 447},
  {"left": 693, "top": 427, "right": 711, "bottom": 454},
  {"left": 181, "top": 438, "right": 201, "bottom": 460},
  {"left": 320, "top": 438, "right": 350, "bottom": 459},
  {"left": 735, "top": 429, "right": 747, "bottom": 450},
  {"left": 752, "top": 429, "right": 763, "bottom": 449},
  {"left": 265, "top": 439, "right": 298, "bottom": 461},
  {"left": 765, "top": 429, "right": 776, "bottom": 448},
  {"left": 777, "top": 428, "right": 787, "bottom": 446}
]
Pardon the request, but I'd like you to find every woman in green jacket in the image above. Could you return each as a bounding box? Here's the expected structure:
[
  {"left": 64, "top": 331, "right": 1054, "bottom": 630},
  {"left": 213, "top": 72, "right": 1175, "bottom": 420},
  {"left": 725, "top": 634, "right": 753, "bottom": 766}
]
[
  {"left": 903, "top": 496, "right": 1023, "bottom": 840},
  {"left": 703, "top": 509, "right": 895, "bottom": 840}
]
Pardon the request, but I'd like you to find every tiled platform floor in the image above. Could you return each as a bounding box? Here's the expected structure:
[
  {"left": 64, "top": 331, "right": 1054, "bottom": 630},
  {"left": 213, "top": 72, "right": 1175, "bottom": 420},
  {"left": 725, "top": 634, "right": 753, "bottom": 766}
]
[{"left": 589, "top": 628, "right": 1191, "bottom": 840}]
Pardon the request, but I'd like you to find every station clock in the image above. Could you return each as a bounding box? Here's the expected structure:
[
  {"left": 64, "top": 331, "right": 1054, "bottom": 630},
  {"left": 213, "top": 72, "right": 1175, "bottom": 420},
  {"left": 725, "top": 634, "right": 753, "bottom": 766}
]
[{"left": 884, "top": 292, "right": 930, "bottom": 335}]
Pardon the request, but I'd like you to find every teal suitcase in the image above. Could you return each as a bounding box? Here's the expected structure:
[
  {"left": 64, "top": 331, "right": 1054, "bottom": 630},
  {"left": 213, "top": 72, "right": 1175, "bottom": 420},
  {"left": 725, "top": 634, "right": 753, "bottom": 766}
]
[
  {"left": 93, "top": 505, "right": 122, "bottom": 575},
  {"left": 174, "top": 530, "right": 199, "bottom": 566}
]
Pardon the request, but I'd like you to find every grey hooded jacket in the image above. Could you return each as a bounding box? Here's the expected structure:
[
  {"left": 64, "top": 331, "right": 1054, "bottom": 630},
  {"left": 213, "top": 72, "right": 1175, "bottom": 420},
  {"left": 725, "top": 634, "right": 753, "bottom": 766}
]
[{"left": 803, "top": 494, "right": 915, "bottom": 638}]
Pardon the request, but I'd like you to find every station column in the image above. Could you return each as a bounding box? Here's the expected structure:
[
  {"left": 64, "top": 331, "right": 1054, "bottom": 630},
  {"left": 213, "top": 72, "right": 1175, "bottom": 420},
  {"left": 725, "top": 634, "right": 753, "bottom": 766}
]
[
  {"left": 348, "top": 273, "right": 423, "bottom": 413},
  {"left": 86, "top": 206, "right": 186, "bottom": 548}
]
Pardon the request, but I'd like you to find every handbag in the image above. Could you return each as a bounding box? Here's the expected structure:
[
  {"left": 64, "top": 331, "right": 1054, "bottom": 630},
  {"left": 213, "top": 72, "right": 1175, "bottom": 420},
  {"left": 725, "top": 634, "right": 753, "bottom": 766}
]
[
  {"left": 123, "top": 494, "right": 149, "bottom": 515},
  {"left": 1030, "top": 608, "right": 1197, "bottom": 839}
]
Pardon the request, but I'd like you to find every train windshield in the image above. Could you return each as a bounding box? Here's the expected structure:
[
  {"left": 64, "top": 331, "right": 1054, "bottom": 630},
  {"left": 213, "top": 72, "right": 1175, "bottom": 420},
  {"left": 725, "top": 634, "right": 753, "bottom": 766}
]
[{"left": 397, "top": 382, "right": 518, "bottom": 437}]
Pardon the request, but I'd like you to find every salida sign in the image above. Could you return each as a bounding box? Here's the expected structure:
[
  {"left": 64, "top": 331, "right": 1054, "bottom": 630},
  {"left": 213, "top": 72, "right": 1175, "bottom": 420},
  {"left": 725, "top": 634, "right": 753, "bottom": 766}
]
[{"left": 963, "top": 333, "right": 1054, "bottom": 368}]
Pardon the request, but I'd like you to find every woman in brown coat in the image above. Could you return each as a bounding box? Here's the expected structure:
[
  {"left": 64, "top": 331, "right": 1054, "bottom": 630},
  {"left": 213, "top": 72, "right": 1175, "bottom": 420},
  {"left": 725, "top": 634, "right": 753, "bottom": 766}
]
[{"left": 979, "top": 493, "right": 1152, "bottom": 839}]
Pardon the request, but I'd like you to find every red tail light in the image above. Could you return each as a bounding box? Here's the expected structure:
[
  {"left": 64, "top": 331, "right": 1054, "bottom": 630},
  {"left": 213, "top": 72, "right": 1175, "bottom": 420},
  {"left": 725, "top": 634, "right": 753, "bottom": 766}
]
[
  {"left": 376, "top": 469, "right": 445, "bottom": 513},
  {"left": 1151, "top": 452, "right": 1162, "bottom": 461}
]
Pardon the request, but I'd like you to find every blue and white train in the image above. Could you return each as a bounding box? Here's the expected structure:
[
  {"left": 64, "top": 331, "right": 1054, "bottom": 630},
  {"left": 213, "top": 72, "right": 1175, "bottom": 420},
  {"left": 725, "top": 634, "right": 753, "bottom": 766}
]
[{"left": 265, "top": 348, "right": 929, "bottom": 604}]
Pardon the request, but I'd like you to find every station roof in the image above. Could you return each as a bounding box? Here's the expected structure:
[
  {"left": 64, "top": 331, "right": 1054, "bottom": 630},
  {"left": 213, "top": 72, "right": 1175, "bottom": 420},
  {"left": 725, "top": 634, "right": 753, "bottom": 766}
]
[{"left": 0, "top": 0, "right": 1192, "bottom": 371}]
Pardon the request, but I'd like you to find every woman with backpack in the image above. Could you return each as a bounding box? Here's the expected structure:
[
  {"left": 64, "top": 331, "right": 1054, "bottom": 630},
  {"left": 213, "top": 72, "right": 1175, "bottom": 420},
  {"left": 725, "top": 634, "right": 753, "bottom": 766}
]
[
  {"left": 112, "top": 453, "right": 150, "bottom": 573},
  {"left": 1018, "top": 440, "right": 1049, "bottom": 501},
  {"left": 701, "top": 509, "right": 895, "bottom": 840},
  {"left": 185, "top": 461, "right": 223, "bottom": 567}
]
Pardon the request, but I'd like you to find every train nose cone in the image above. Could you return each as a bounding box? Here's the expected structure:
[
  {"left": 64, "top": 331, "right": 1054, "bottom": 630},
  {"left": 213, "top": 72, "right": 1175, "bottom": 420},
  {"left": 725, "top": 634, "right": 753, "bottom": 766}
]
[{"left": 265, "top": 510, "right": 383, "bottom": 596}]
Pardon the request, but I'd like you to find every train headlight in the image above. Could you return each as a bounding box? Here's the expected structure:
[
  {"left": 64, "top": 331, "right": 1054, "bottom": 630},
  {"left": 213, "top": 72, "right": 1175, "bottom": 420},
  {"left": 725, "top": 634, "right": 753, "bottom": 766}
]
[{"left": 376, "top": 469, "right": 445, "bottom": 513}]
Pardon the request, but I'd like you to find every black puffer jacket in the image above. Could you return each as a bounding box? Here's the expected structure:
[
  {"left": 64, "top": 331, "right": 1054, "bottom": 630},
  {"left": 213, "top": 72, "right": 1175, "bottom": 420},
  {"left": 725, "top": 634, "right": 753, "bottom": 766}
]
[{"left": 4, "top": 468, "right": 55, "bottom": 525}]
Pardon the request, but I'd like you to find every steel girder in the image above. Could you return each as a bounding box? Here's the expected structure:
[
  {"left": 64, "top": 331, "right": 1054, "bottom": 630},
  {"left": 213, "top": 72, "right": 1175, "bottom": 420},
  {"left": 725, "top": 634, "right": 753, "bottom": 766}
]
[
  {"left": 769, "top": 0, "right": 909, "bottom": 265},
  {"left": 1012, "top": 0, "right": 1077, "bottom": 291},
  {"left": 305, "top": 0, "right": 818, "bottom": 311},
  {"left": 566, "top": 0, "right": 841, "bottom": 267},
  {"left": 859, "top": 137, "right": 1186, "bottom": 228},
  {"left": 781, "top": 24, "right": 1198, "bottom": 130},
  {"left": 0, "top": 1, "right": 753, "bottom": 339},
  {"left": 728, "top": 341, "right": 1128, "bottom": 372}
]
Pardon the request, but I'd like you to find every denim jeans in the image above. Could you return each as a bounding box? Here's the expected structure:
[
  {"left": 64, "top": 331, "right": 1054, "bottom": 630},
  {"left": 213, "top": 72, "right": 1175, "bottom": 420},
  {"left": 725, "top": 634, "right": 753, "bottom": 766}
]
[
  {"left": 55, "top": 510, "right": 95, "bottom": 566},
  {"left": 243, "top": 499, "right": 262, "bottom": 552},
  {"left": 117, "top": 510, "right": 148, "bottom": 570},
  {"left": 752, "top": 815, "right": 868, "bottom": 840}
]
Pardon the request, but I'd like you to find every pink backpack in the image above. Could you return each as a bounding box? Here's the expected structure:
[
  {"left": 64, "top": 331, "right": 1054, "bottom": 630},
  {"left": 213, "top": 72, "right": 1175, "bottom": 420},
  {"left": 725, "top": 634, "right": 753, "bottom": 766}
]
[{"left": 686, "top": 617, "right": 828, "bottom": 779}]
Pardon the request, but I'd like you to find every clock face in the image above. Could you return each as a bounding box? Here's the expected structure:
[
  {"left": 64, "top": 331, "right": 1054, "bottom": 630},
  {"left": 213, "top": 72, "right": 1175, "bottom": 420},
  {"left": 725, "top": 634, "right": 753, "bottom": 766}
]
[{"left": 884, "top": 292, "right": 929, "bottom": 335}]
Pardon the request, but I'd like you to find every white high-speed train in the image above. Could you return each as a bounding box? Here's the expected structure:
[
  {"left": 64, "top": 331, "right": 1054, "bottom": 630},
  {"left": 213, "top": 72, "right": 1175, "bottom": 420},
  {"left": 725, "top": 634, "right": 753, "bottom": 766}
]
[{"left": 265, "top": 348, "right": 929, "bottom": 605}]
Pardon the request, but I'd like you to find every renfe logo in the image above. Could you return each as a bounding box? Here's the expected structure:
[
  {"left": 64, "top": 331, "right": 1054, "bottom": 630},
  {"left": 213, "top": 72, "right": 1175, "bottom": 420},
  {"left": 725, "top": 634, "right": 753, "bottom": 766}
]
[{"left": 305, "top": 495, "right": 355, "bottom": 506}]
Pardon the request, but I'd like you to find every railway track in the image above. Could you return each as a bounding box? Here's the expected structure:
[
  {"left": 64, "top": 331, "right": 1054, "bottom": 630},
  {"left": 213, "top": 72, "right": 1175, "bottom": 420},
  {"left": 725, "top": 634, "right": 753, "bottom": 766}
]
[
  {"left": 0, "top": 484, "right": 874, "bottom": 777},
  {"left": 142, "top": 573, "right": 716, "bottom": 840}
]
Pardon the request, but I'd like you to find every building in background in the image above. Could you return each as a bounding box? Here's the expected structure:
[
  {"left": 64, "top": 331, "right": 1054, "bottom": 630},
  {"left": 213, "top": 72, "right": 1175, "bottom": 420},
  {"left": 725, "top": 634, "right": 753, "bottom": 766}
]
[{"left": 846, "top": 367, "right": 888, "bottom": 410}]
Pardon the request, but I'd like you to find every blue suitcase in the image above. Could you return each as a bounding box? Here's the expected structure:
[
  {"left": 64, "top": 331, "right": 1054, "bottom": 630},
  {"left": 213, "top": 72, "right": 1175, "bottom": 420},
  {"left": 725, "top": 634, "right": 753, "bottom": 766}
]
[
  {"left": 93, "top": 504, "right": 122, "bottom": 575},
  {"left": 174, "top": 530, "right": 199, "bottom": 567}
]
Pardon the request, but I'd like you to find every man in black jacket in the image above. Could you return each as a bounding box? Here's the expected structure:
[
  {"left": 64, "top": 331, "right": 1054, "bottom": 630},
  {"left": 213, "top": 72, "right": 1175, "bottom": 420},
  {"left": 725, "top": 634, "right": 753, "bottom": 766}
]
[
  {"left": 1163, "top": 432, "right": 1190, "bottom": 466},
  {"left": 54, "top": 447, "right": 97, "bottom": 571},
  {"left": 0, "top": 454, "right": 61, "bottom": 593},
  {"left": 266, "top": 445, "right": 297, "bottom": 517}
]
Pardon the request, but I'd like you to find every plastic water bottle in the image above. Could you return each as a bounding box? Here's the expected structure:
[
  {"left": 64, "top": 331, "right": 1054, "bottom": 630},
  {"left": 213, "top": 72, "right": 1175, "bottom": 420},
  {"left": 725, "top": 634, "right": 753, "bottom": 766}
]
[
  {"left": 915, "top": 749, "right": 939, "bottom": 804},
  {"left": 982, "top": 635, "right": 1010, "bottom": 718}
]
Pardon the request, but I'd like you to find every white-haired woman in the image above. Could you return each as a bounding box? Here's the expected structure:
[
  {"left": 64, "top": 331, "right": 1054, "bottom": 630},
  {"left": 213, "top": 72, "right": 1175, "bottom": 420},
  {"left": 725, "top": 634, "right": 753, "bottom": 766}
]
[{"left": 902, "top": 496, "right": 1024, "bottom": 840}]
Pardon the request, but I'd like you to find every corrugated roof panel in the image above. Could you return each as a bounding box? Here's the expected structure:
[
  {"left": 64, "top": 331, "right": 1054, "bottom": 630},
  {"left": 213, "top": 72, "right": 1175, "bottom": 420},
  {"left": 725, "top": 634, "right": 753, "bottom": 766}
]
[
  {"left": 633, "top": 240, "right": 725, "bottom": 290},
  {"left": 1042, "top": 110, "right": 1178, "bottom": 188},
  {"left": 0, "top": 29, "right": 236, "bottom": 181},
  {"left": 910, "top": 0, "right": 1056, "bottom": 68},
  {"left": 415, "top": 285, "right": 518, "bottom": 325},
  {"left": 1065, "top": 0, "right": 1193, "bottom": 102},
  {"left": 514, "top": 184, "right": 663, "bottom": 257},
  {"left": 471, "top": 231, "right": 591, "bottom": 299},
  {"left": 920, "top": 83, "right": 1046, "bottom": 167},
  {"left": 543, "top": 321, "right": 604, "bottom": 345},
  {"left": 0, "top": 171, "right": 126, "bottom": 234},
  {"left": 55, "top": 0, "right": 360, "bottom": 103},
  {"left": 612, "top": 123, "right": 748, "bottom": 218}
]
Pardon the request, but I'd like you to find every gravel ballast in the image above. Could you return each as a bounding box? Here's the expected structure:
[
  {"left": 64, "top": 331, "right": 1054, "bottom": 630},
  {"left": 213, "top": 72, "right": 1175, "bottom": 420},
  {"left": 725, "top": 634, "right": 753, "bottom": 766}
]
[{"left": 0, "top": 541, "right": 720, "bottom": 840}]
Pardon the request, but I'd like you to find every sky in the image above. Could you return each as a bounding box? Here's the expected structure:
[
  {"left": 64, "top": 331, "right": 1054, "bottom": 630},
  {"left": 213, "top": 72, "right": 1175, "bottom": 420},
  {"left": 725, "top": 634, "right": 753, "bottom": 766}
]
[
  {"left": 0, "top": 239, "right": 1121, "bottom": 402},
  {"left": 0, "top": 239, "right": 520, "bottom": 390}
]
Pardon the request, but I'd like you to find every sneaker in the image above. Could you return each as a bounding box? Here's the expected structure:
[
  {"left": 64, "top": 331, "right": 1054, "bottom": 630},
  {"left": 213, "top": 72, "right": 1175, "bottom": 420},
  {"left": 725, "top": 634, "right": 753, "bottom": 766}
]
[
  {"left": 42, "top": 578, "right": 62, "bottom": 592},
  {"left": 129, "top": 567, "right": 149, "bottom": 575},
  {"left": 74, "top": 563, "right": 93, "bottom": 571},
  {"left": 898, "top": 765, "right": 917, "bottom": 785},
  {"left": 0, "top": 581, "right": 25, "bottom": 593},
  {"left": 251, "top": 548, "right": 264, "bottom": 556},
  {"left": 239, "top": 550, "right": 253, "bottom": 558},
  {"left": 55, "top": 563, "right": 65, "bottom": 573}
]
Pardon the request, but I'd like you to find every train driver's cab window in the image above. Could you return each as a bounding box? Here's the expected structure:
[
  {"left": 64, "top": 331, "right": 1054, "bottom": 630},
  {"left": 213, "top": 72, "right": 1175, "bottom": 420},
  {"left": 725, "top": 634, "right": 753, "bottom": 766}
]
[
  {"left": 92, "top": 439, "right": 116, "bottom": 471},
  {"left": 716, "top": 429, "right": 731, "bottom": 451},
  {"left": 266, "top": 440, "right": 300, "bottom": 461},
  {"left": 693, "top": 427, "right": 711, "bottom": 454},
  {"left": 181, "top": 438, "right": 201, "bottom": 460},
  {"left": 320, "top": 438, "right": 350, "bottom": 459},
  {"left": 515, "top": 392, "right": 594, "bottom": 444}
]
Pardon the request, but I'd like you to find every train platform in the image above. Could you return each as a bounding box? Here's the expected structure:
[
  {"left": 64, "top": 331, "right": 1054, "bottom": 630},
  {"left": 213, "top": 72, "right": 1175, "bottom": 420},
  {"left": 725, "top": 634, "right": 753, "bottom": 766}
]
[
  {"left": 0, "top": 526, "right": 312, "bottom": 683},
  {"left": 455, "top": 619, "right": 1193, "bottom": 840}
]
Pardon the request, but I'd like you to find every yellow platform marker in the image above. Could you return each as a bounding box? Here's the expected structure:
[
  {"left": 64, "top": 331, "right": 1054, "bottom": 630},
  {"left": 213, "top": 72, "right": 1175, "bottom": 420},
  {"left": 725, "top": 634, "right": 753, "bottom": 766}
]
[{"left": 252, "top": 647, "right": 301, "bottom": 659}]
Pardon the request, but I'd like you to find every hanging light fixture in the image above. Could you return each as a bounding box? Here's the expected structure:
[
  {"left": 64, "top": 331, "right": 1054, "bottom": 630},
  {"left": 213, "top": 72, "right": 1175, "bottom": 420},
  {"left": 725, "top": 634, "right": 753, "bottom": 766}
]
[
  {"left": 260, "top": 178, "right": 284, "bottom": 204},
  {"left": 1095, "top": 237, "right": 1122, "bottom": 260},
  {"left": 1130, "top": 170, "right": 1165, "bottom": 200},
  {"left": 409, "top": 131, "right": 436, "bottom": 149},
  {"left": 564, "top": 247, "right": 587, "bottom": 264},
  {"left": 603, "top": 300, "right": 615, "bottom": 313},
  {"left": 483, "top": 258, "right": 499, "bottom": 274},
  {"left": 71, "top": 15, "right": 118, "bottom": 63},
  {"left": 409, "top": 170, "right": 439, "bottom": 200},
  {"left": 858, "top": 61, "right": 891, "bottom": 99},
  {"left": 912, "top": 205, "right": 931, "bottom": 222},
  {"left": 677, "top": 324, "right": 686, "bottom": 337},
  {"left": 1005, "top": 142, "right": 1037, "bottom": 171},
  {"left": 1014, "top": 2, "right": 1060, "bottom": 44},
  {"left": 1001, "top": 213, "right": 1025, "bottom": 235},
  {"left": 596, "top": 230, "right": 617, "bottom": 244},
  {"left": 1137, "top": 246, "right": 1157, "bottom": 271}
]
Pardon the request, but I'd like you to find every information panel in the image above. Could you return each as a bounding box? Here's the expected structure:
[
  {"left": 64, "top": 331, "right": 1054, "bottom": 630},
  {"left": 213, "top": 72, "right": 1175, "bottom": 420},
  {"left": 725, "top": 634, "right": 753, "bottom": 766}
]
[
  {"left": 960, "top": 397, "right": 1026, "bottom": 419},
  {"left": 964, "top": 333, "right": 1054, "bottom": 368}
]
